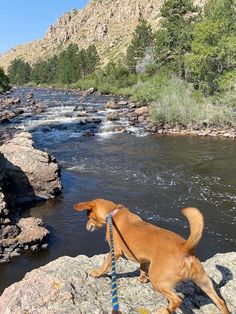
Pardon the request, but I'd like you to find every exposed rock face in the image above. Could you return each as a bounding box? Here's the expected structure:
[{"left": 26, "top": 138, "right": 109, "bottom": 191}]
[
  {"left": 0, "top": 132, "right": 62, "bottom": 203},
  {"left": 0, "top": 0, "right": 205, "bottom": 71},
  {"left": 0, "top": 253, "right": 235, "bottom": 313}
]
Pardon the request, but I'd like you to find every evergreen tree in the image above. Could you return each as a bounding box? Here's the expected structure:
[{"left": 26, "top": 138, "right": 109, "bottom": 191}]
[
  {"left": 31, "top": 55, "right": 58, "bottom": 84},
  {"left": 185, "top": 0, "right": 236, "bottom": 94},
  {"left": 0, "top": 67, "right": 10, "bottom": 92},
  {"left": 126, "top": 18, "right": 153, "bottom": 72},
  {"left": 78, "top": 48, "right": 89, "bottom": 78},
  {"left": 85, "top": 45, "right": 100, "bottom": 75},
  {"left": 8, "top": 58, "right": 31, "bottom": 85},
  {"left": 153, "top": 0, "right": 198, "bottom": 77},
  {"left": 56, "top": 44, "right": 81, "bottom": 84}
]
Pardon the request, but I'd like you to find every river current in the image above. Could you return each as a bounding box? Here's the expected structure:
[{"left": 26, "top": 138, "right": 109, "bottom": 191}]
[{"left": 0, "top": 88, "right": 235, "bottom": 293}]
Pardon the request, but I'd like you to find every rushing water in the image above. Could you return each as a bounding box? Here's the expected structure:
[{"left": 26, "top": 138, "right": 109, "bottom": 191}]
[{"left": 0, "top": 88, "right": 235, "bottom": 294}]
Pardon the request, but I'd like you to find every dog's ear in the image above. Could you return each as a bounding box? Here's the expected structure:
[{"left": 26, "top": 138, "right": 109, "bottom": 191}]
[{"left": 74, "top": 201, "right": 95, "bottom": 212}]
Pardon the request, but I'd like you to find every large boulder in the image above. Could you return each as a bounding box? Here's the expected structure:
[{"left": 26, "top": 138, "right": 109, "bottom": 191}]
[
  {"left": 0, "top": 252, "right": 235, "bottom": 313},
  {"left": 0, "top": 132, "right": 62, "bottom": 203}
]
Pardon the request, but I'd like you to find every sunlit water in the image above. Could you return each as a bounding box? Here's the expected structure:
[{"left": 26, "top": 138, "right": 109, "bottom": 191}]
[{"left": 0, "top": 88, "right": 235, "bottom": 293}]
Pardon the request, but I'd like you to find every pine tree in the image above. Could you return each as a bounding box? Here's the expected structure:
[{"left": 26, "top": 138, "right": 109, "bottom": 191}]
[
  {"left": 8, "top": 58, "right": 31, "bottom": 85},
  {"left": 126, "top": 18, "right": 153, "bottom": 72},
  {"left": 56, "top": 44, "right": 81, "bottom": 84},
  {"left": 85, "top": 45, "right": 100, "bottom": 75},
  {"left": 153, "top": 0, "right": 198, "bottom": 77}
]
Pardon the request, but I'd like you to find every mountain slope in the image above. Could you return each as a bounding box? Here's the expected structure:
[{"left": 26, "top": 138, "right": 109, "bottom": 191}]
[{"left": 0, "top": 0, "right": 204, "bottom": 71}]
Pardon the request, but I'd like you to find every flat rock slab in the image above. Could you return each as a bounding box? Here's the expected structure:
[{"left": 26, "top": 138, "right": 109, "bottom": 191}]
[{"left": 0, "top": 252, "right": 235, "bottom": 314}]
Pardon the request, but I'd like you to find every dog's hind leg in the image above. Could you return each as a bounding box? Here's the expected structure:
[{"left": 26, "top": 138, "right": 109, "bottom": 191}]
[
  {"left": 192, "top": 261, "right": 230, "bottom": 314},
  {"left": 153, "top": 283, "right": 182, "bottom": 314},
  {"left": 149, "top": 264, "right": 182, "bottom": 314},
  {"left": 139, "top": 262, "right": 149, "bottom": 283}
]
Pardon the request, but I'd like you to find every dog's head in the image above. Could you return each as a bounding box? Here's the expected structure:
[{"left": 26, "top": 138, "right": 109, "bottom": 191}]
[{"left": 74, "top": 198, "right": 119, "bottom": 232}]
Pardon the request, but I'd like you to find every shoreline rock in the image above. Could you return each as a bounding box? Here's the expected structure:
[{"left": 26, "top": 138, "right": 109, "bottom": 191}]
[
  {"left": 103, "top": 98, "right": 236, "bottom": 139},
  {"left": 0, "top": 132, "right": 62, "bottom": 263},
  {"left": 0, "top": 252, "right": 235, "bottom": 313},
  {"left": 0, "top": 132, "right": 62, "bottom": 203}
]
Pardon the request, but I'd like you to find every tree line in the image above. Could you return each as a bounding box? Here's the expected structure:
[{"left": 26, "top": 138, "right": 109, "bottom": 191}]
[{"left": 8, "top": 44, "right": 100, "bottom": 85}]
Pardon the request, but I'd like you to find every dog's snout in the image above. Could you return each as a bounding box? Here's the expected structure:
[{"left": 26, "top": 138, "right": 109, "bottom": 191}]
[{"left": 86, "top": 222, "right": 96, "bottom": 232}]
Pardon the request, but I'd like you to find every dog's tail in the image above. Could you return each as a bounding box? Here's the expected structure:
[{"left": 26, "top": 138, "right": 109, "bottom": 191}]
[{"left": 182, "top": 207, "right": 204, "bottom": 254}]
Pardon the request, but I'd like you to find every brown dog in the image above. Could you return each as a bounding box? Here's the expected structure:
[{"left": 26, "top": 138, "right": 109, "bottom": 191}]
[{"left": 74, "top": 198, "right": 229, "bottom": 314}]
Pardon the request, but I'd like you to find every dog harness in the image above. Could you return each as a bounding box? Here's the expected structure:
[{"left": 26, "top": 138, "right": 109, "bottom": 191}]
[{"left": 106, "top": 208, "right": 122, "bottom": 314}]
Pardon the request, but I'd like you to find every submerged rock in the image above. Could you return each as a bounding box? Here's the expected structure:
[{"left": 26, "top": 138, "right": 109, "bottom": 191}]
[
  {"left": 0, "top": 132, "right": 62, "bottom": 203},
  {"left": 0, "top": 252, "right": 235, "bottom": 313},
  {"left": 107, "top": 112, "right": 120, "bottom": 121}
]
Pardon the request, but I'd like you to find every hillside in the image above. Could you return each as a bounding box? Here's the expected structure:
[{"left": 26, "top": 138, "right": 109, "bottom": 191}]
[{"left": 0, "top": 0, "right": 206, "bottom": 72}]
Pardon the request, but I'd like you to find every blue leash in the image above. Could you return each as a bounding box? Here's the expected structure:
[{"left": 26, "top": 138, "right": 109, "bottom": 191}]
[{"left": 106, "top": 213, "right": 122, "bottom": 314}]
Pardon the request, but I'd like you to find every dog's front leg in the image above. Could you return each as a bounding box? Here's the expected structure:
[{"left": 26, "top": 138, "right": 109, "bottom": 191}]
[
  {"left": 89, "top": 251, "right": 121, "bottom": 278},
  {"left": 139, "top": 262, "right": 149, "bottom": 283}
]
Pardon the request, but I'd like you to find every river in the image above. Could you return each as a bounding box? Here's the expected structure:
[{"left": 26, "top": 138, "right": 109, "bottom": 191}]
[{"left": 0, "top": 87, "right": 235, "bottom": 294}]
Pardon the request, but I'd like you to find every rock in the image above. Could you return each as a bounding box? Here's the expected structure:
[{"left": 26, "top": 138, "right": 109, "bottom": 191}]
[
  {"left": 105, "top": 100, "right": 121, "bottom": 110},
  {"left": 128, "top": 102, "right": 138, "bottom": 109},
  {"left": 13, "top": 108, "right": 24, "bottom": 115},
  {"left": 0, "top": 225, "right": 20, "bottom": 239},
  {"left": 135, "top": 106, "right": 149, "bottom": 116},
  {"left": 91, "top": 118, "right": 102, "bottom": 124},
  {"left": 0, "top": 217, "right": 49, "bottom": 262},
  {"left": 127, "top": 111, "right": 138, "bottom": 122},
  {"left": 112, "top": 126, "right": 126, "bottom": 132},
  {"left": 16, "top": 217, "right": 49, "bottom": 247},
  {"left": 0, "top": 132, "right": 62, "bottom": 203},
  {"left": 1, "top": 97, "right": 20, "bottom": 106},
  {"left": 26, "top": 92, "right": 34, "bottom": 100},
  {"left": 83, "top": 87, "right": 96, "bottom": 96},
  {"left": 107, "top": 112, "right": 120, "bottom": 121},
  {"left": 117, "top": 100, "right": 128, "bottom": 106},
  {"left": 138, "top": 115, "right": 145, "bottom": 123},
  {"left": 0, "top": 253, "right": 235, "bottom": 313},
  {"left": 73, "top": 105, "right": 85, "bottom": 112},
  {"left": 83, "top": 130, "right": 95, "bottom": 137}
]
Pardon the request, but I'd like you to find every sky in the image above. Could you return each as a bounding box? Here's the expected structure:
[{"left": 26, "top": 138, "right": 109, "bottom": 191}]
[{"left": 0, "top": 0, "right": 88, "bottom": 54}]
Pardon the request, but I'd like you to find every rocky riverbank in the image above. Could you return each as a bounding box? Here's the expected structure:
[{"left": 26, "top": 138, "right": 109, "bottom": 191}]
[
  {"left": 0, "top": 132, "right": 62, "bottom": 263},
  {"left": 1, "top": 88, "right": 235, "bottom": 139},
  {"left": 103, "top": 97, "right": 236, "bottom": 139},
  {"left": 0, "top": 252, "right": 235, "bottom": 313}
]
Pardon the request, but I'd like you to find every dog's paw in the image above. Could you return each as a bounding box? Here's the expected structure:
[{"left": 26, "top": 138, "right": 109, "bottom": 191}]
[
  {"left": 88, "top": 269, "right": 102, "bottom": 278},
  {"left": 156, "top": 307, "right": 169, "bottom": 314},
  {"left": 138, "top": 275, "right": 149, "bottom": 284}
]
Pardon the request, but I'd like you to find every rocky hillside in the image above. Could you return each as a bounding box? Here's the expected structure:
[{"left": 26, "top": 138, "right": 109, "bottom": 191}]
[
  {"left": 0, "top": 0, "right": 204, "bottom": 72},
  {"left": 0, "top": 253, "right": 235, "bottom": 313}
]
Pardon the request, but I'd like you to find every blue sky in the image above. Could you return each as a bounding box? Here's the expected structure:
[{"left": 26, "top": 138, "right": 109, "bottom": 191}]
[{"left": 0, "top": 1, "right": 88, "bottom": 54}]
